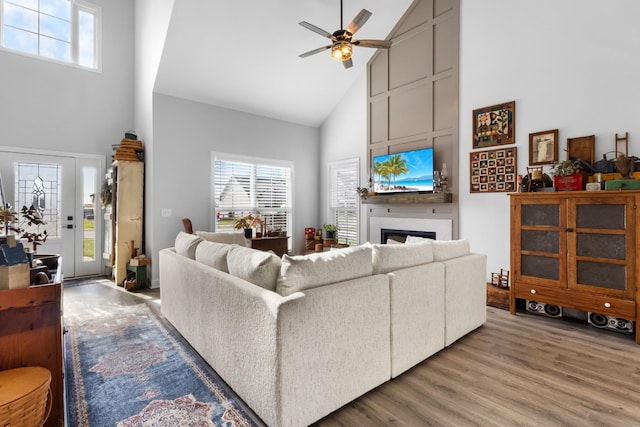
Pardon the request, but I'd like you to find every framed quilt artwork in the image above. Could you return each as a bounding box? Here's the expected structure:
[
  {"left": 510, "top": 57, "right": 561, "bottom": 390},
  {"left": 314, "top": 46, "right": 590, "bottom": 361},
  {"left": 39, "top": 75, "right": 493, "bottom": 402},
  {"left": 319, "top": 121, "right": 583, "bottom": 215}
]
[
  {"left": 470, "top": 147, "right": 517, "bottom": 193},
  {"left": 472, "top": 101, "right": 516, "bottom": 148}
]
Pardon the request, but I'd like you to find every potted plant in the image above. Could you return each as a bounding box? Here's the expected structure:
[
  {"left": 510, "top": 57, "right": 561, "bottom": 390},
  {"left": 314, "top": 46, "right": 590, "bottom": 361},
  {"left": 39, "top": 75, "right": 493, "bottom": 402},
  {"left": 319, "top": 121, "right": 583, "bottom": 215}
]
[
  {"left": 16, "top": 205, "right": 48, "bottom": 253},
  {"left": 550, "top": 159, "right": 584, "bottom": 191},
  {"left": 0, "top": 207, "right": 18, "bottom": 244},
  {"left": 234, "top": 213, "right": 262, "bottom": 238},
  {"left": 322, "top": 223, "right": 337, "bottom": 239}
]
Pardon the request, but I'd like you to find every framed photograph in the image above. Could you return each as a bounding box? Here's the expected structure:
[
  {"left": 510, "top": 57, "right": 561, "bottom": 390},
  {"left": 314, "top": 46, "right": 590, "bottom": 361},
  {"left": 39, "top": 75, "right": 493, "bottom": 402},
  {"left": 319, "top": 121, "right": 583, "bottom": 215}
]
[
  {"left": 529, "top": 129, "right": 558, "bottom": 165},
  {"left": 470, "top": 147, "right": 517, "bottom": 193},
  {"left": 472, "top": 101, "right": 516, "bottom": 148}
]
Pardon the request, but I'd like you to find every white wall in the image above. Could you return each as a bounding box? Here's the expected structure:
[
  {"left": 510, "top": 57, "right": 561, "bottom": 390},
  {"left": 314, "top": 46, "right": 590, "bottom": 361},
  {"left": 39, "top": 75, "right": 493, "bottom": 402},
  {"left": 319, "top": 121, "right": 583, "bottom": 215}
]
[
  {"left": 319, "top": 71, "right": 368, "bottom": 241},
  {"left": 134, "top": 0, "right": 175, "bottom": 285},
  {"left": 150, "top": 94, "right": 320, "bottom": 285},
  {"left": 0, "top": 0, "right": 134, "bottom": 160},
  {"left": 459, "top": 0, "right": 640, "bottom": 278}
]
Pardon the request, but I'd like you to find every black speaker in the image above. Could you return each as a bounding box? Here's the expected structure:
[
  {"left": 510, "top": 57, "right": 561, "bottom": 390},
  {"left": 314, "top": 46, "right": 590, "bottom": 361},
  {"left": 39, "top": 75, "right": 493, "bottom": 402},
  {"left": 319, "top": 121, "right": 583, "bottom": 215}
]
[
  {"left": 587, "top": 312, "right": 635, "bottom": 334},
  {"left": 526, "top": 300, "right": 562, "bottom": 318}
]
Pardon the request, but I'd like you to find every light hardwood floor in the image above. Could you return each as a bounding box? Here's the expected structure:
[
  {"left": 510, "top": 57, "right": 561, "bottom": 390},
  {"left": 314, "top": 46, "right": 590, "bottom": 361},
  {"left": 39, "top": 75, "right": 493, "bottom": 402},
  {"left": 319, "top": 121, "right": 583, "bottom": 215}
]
[
  {"left": 314, "top": 307, "right": 640, "bottom": 427},
  {"left": 66, "top": 280, "right": 640, "bottom": 427}
]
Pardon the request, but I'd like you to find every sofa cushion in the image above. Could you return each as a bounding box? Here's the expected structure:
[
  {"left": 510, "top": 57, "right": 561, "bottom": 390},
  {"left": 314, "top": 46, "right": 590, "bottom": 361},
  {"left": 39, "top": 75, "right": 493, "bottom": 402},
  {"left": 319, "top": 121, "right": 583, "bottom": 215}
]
[
  {"left": 432, "top": 239, "right": 471, "bottom": 261},
  {"left": 195, "top": 240, "right": 233, "bottom": 272},
  {"left": 276, "top": 245, "right": 373, "bottom": 296},
  {"left": 226, "top": 245, "right": 281, "bottom": 291},
  {"left": 196, "top": 231, "right": 247, "bottom": 246},
  {"left": 175, "top": 231, "right": 202, "bottom": 259},
  {"left": 372, "top": 240, "right": 434, "bottom": 274}
]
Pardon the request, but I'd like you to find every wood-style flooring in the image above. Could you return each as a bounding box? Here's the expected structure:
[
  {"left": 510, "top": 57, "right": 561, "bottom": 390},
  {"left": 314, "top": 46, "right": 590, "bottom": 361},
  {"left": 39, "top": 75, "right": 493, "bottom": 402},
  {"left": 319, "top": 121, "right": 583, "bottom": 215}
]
[{"left": 65, "top": 278, "right": 640, "bottom": 427}]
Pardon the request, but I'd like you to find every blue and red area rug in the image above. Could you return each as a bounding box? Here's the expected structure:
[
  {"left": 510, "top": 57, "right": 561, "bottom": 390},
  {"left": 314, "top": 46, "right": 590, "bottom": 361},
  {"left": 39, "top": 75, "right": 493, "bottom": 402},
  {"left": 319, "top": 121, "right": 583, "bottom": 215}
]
[{"left": 65, "top": 300, "right": 259, "bottom": 426}]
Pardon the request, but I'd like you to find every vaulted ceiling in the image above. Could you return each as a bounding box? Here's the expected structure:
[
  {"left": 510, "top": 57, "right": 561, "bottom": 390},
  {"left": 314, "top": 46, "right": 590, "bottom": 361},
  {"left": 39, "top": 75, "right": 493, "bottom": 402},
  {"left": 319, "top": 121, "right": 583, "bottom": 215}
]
[{"left": 154, "top": 0, "right": 414, "bottom": 127}]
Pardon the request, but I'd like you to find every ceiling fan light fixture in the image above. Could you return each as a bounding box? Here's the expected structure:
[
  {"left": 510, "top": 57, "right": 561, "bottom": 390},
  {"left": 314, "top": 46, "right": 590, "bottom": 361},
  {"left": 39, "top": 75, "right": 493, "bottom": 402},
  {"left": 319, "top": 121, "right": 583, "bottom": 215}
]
[{"left": 331, "top": 41, "right": 352, "bottom": 62}]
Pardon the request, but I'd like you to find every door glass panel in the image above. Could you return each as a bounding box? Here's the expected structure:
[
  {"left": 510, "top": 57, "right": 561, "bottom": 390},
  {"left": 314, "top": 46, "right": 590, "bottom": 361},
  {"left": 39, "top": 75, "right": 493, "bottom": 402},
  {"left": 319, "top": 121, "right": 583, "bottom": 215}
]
[
  {"left": 576, "top": 204, "right": 625, "bottom": 229},
  {"left": 82, "top": 166, "right": 96, "bottom": 261},
  {"left": 521, "top": 204, "right": 559, "bottom": 227},
  {"left": 521, "top": 230, "right": 559, "bottom": 253},
  {"left": 576, "top": 261, "right": 626, "bottom": 291},
  {"left": 521, "top": 255, "right": 559, "bottom": 280},
  {"left": 576, "top": 233, "right": 625, "bottom": 260},
  {"left": 15, "top": 162, "right": 61, "bottom": 238}
]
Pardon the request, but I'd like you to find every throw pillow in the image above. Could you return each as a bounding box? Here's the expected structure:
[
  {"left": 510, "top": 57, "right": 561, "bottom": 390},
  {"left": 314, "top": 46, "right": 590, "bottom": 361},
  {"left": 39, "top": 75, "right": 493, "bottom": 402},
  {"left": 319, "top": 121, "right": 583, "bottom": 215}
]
[
  {"left": 405, "top": 235, "right": 433, "bottom": 245},
  {"left": 226, "top": 246, "right": 281, "bottom": 291},
  {"left": 196, "top": 231, "right": 248, "bottom": 246},
  {"left": 195, "top": 240, "right": 233, "bottom": 272},
  {"left": 276, "top": 244, "right": 373, "bottom": 297},
  {"left": 432, "top": 239, "right": 471, "bottom": 261},
  {"left": 175, "top": 231, "right": 202, "bottom": 259},
  {"left": 372, "top": 240, "right": 434, "bottom": 274}
]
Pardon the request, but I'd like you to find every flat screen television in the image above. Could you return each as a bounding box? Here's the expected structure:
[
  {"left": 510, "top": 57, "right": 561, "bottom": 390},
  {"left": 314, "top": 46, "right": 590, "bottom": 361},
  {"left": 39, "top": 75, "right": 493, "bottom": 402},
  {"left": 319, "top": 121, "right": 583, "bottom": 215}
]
[{"left": 373, "top": 147, "right": 434, "bottom": 193}]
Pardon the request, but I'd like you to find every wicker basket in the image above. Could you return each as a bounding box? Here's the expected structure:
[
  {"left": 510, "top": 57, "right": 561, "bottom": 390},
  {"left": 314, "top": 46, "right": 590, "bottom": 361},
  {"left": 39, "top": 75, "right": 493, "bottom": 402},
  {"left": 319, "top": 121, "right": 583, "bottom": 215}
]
[{"left": 0, "top": 367, "right": 52, "bottom": 427}]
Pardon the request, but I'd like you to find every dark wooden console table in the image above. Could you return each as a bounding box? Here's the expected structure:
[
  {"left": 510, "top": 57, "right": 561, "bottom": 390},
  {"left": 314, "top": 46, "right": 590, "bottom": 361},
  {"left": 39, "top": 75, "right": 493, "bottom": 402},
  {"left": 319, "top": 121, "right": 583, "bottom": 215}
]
[{"left": 251, "top": 236, "right": 289, "bottom": 257}]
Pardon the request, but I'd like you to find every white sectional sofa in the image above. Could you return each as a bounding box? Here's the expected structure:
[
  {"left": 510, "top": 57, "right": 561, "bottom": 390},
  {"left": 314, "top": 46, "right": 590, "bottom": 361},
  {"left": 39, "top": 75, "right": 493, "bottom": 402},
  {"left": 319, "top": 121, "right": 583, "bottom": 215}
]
[{"left": 159, "top": 232, "right": 487, "bottom": 427}]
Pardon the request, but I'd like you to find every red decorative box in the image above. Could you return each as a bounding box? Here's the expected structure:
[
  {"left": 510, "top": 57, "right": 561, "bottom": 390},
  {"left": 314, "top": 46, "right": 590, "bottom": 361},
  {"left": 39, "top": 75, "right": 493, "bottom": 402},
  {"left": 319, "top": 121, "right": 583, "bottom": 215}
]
[{"left": 553, "top": 174, "right": 582, "bottom": 191}]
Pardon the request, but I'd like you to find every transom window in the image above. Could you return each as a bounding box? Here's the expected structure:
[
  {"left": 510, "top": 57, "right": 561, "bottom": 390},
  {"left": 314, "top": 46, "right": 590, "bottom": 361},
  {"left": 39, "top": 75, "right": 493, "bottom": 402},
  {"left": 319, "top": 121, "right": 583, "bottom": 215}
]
[
  {"left": 213, "top": 153, "right": 292, "bottom": 246},
  {"left": 1, "top": 0, "right": 101, "bottom": 70}
]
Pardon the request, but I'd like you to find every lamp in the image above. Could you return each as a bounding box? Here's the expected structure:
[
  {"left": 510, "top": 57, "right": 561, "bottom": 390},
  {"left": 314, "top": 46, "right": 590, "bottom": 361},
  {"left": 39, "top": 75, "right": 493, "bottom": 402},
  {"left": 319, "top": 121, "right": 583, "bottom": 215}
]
[{"left": 331, "top": 41, "right": 352, "bottom": 62}]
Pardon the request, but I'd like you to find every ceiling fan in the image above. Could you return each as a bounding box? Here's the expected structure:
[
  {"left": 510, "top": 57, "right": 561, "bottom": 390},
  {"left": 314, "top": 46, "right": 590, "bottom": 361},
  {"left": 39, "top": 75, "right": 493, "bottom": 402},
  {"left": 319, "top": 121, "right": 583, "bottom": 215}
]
[{"left": 298, "top": 0, "right": 392, "bottom": 69}]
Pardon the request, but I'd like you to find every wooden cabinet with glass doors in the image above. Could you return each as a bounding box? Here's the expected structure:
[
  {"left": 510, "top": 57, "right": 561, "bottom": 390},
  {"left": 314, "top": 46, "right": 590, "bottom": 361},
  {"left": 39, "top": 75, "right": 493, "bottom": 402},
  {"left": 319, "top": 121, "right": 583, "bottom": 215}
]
[{"left": 509, "top": 191, "right": 640, "bottom": 344}]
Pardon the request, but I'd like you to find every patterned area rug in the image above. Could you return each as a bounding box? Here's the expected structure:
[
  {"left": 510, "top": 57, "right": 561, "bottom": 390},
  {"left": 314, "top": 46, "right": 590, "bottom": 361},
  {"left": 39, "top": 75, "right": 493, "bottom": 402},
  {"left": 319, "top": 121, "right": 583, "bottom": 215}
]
[{"left": 65, "top": 300, "right": 259, "bottom": 426}]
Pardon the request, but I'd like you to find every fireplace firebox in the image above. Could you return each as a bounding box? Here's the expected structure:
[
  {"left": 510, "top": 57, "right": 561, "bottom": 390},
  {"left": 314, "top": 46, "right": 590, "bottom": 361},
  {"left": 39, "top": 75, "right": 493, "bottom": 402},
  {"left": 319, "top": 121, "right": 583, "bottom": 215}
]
[{"left": 381, "top": 228, "right": 436, "bottom": 244}]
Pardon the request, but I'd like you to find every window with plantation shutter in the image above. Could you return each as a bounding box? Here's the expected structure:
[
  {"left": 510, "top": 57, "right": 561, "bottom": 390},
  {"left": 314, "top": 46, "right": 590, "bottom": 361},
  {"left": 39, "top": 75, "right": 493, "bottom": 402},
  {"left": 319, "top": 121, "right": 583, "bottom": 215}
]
[
  {"left": 329, "top": 158, "right": 359, "bottom": 246},
  {"left": 213, "top": 154, "right": 292, "bottom": 246}
]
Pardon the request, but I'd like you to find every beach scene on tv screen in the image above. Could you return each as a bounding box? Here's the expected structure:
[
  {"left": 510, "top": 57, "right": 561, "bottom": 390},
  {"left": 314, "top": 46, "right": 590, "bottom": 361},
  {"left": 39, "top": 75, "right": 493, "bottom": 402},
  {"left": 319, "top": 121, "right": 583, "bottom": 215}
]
[{"left": 373, "top": 148, "right": 434, "bottom": 193}]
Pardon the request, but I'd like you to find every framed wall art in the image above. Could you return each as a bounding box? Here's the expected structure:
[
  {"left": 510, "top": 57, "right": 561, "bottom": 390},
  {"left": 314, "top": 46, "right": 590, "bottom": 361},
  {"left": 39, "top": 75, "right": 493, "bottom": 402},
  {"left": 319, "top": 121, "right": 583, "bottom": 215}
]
[
  {"left": 472, "top": 101, "right": 515, "bottom": 148},
  {"left": 529, "top": 129, "right": 558, "bottom": 165},
  {"left": 470, "top": 147, "right": 517, "bottom": 193}
]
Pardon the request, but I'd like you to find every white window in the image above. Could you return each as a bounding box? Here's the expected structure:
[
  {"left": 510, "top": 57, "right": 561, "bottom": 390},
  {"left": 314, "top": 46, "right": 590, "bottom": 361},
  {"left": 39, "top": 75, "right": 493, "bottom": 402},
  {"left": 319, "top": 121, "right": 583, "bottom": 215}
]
[
  {"left": 329, "top": 158, "right": 359, "bottom": 246},
  {"left": 213, "top": 153, "right": 292, "bottom": 245},
  {"left": 1, "top": 0, "right": 101, "bottom": 70}
]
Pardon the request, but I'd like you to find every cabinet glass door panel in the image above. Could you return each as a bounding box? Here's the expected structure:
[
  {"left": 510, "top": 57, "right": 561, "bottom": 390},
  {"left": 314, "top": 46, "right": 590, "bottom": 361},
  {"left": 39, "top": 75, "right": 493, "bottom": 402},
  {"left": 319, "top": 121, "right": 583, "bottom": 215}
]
[
  {"left": 576, "top": 260, "right": 626, "bottom": 291},
  {"left": 521, "top": 230, "right": 559, "bottom": 253},
  {"left": 521, "top": 204, "right": 559, "bottom": 227},
  {"left": 521, "top": 255, "right": 560, "bottom": 281},
  {"left": 576, "top": 204, "right": 625, "bottom": 230},
  {"left": 576, "top": 233, "right": 626, "bottom": 260}
]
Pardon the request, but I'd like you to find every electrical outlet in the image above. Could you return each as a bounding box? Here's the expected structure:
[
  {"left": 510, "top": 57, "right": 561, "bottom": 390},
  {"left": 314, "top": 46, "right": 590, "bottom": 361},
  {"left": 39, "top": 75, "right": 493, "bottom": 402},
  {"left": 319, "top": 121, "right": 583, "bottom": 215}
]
[{"left": 161, "top": 208, "right": 171, "bottom": 217}]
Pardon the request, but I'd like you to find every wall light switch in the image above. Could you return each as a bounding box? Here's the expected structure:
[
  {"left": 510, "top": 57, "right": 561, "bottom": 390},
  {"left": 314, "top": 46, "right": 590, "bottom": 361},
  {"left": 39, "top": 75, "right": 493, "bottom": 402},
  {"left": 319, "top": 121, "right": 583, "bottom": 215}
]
[{"left": 162, "top": 208, "right": 172, "bottom": 217}]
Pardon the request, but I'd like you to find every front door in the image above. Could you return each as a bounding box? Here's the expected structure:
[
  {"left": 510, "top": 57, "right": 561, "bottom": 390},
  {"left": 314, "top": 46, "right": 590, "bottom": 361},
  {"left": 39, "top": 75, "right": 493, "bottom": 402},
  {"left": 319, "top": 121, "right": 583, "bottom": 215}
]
[{"left": 0, "top": 150, "right": 103, "bottom": 278}]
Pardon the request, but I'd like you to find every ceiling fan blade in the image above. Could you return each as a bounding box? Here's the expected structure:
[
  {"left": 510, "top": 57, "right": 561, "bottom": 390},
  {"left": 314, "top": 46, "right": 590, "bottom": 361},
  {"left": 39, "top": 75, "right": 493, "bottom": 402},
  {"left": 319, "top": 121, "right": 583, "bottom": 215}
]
[
  {"left": 353, "top": 39, "right": 392, "bottom": 49},
  {"left": 299, "top": 21, "right": 333, "bottom": 39},
  {"left": 342, "top": 58, "right": 353, "bottom": 69},
  {"left": 346, "top": 9, "right": 372, "bottom": 35},
  {"left": 299, "top": 45, "right": 331, "bottom": 58}
]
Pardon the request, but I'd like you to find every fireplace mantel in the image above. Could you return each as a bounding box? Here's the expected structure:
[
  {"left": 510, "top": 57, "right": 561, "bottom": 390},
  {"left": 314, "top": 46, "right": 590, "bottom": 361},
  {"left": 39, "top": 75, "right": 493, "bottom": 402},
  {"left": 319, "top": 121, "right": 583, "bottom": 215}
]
[{"left": 361, "top": 192, "right": 452, "bottom": 205}]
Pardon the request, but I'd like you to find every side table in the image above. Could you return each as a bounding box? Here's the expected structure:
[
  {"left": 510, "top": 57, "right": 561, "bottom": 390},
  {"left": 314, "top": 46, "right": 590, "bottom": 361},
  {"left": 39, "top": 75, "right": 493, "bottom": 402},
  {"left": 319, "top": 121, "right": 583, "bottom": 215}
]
[
  {"left": 125, "top": 264, "right": 147, "bottom": 290},
  {"left": 250, "top": 236, "right": 289, "bottom": 257}
]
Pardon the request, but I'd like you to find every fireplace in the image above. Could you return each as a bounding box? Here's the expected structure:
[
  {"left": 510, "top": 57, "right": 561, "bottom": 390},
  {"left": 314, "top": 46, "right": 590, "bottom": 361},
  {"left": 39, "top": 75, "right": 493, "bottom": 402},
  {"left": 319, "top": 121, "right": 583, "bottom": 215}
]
[
  {"left": 369, "top": 217, "right": 452, "bottom": 244},
  {"left": 381, "top": 228, "right": 436, "bottom": 244}
]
